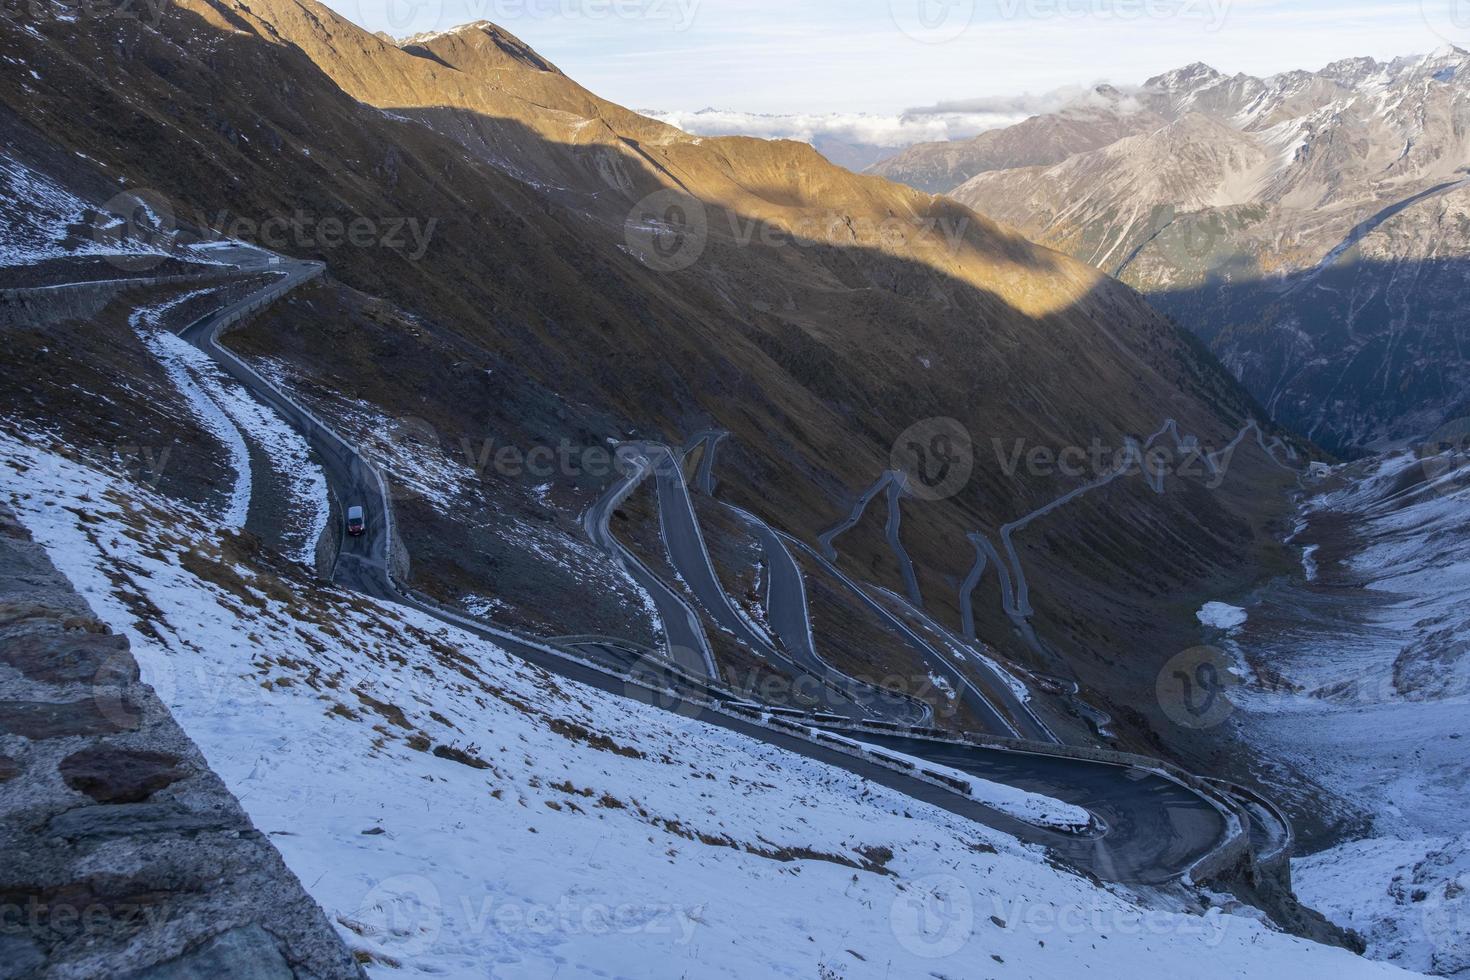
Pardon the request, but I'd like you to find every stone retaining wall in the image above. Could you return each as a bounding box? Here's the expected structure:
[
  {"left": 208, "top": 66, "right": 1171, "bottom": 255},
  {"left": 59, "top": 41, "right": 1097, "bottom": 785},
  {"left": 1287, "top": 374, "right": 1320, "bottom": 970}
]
[
  {"left": 0, "top": 505, "right": 363, "bottom": 979},
  {"left": 0, "top": 273, "right": 233, "bottom": 329}
]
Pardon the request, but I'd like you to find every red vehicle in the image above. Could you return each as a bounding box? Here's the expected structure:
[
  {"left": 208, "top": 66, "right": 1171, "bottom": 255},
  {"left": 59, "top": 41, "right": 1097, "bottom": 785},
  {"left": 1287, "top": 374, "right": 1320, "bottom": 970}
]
[{"left": 346, "top": 506, "right": 366, "bottom": 537}]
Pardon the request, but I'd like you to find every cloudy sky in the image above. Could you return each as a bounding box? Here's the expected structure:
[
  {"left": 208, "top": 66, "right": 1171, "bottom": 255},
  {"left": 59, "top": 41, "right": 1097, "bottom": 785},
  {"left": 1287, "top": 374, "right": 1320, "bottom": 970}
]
[{"left": 328, "top": 0, "right": 1459, "bottom": 144}]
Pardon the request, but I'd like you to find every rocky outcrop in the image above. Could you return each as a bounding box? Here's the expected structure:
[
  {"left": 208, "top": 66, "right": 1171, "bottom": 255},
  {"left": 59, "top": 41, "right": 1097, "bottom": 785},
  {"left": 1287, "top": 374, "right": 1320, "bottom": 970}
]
[{"left": 0, "top": 505, "right": 363, "bottom": 979}]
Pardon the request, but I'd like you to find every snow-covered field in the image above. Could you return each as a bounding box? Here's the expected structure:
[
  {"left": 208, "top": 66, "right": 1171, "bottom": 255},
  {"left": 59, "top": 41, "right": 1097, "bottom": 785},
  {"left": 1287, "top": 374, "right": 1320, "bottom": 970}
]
[
  {"left": 1225, "top": 451, "right": 1470, "bottom": 977},
  {"left": 0, "top": 429, "right": 1416, "bottom": 978}
]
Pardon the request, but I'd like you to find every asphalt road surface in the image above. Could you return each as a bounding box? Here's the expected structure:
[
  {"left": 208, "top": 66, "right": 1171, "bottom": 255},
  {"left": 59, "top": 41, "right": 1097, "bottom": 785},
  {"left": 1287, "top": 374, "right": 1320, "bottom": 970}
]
[
  {"left": 840, "top": 730, "right": 1232, "bottom": 885},
  {"left": 787, "top": 535, "right": 1024, "bottom": 737},
  {"left": 582, "top": 450, "right": 718, "bottom": 679},
  {"left": 720, "top": 500, "right": 934, "bottom": 726}
]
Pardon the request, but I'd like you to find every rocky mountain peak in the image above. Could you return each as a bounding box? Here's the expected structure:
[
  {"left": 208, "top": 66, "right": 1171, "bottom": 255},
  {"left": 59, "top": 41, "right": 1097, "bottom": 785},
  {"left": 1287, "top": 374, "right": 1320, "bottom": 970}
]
[
  {"left": 397, "top": 20, "right": 495, "bottom": 46},
  {"left": 1146, "top": 61, "right": 1224, "bottom": 91},
  {"left": 1318, "top": 56, "right": 1381, "bottom": 88},
  {"left": 400, "top": 19, "right": 562, "bottom": 75}
]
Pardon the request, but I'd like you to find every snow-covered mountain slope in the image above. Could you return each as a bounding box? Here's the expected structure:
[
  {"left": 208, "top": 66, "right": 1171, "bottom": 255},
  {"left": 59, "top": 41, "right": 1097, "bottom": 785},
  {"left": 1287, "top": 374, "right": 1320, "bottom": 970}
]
[
  {"left": 1213, "top": 450, "right": 1470, "bottom": 976},
  {"left": 0, "top": 428, "right": 1416, "bottom": 978},
  {"left": 1298, "top": 836, "right": 1470, "bottom": 979},
  {"left": 942, "top": 49, "right": 1470, "bottom": 452}
]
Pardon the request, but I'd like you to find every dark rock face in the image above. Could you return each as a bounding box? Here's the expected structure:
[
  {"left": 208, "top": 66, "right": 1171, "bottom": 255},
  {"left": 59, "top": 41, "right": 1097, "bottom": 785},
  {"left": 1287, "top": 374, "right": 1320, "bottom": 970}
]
[
  {"left": 47, "top": 803, "right": 232, "bottom": 841},
  {"left": 59, "top": 747, "right": 186, "bottom": 804},
  {"left": 0, "top": 934, "right": 46, "bottom": 977},
  {"left": 123, "top": 924, "right": 296, "bottom": 980},
  {"left": 0, "top": 629, "right": 136, "bottom": 685},
  {"left": 0, "top": 699, "right": 139, "bottom": 740},
  {"left": 0, "top": 753, "right": 19, "bottom": 783}
]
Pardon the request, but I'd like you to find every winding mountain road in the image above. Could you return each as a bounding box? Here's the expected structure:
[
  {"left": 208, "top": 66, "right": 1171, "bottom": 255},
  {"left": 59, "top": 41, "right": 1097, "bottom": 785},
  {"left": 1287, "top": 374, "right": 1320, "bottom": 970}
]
[
  {"left": 817, "top": 470, "right": 924, "bottom": 607},
  {"left": 173, "top": 254, "right": 401, "bottom": 603},
  {"left": 960, "top": 417, "right": 1298, "bottom": 627},
  {"left": 581, "top": 450, "right": 718, "bottom": 679},
  {"left": 682, "top": 472, "right": 934, "bottom": 728},
  {"left": 868, "top": 584, "right": 1057, "bottom": 743},
  {"left": 834, "top": 727, "right": 1234, "bottom": 885},
  {"left": 152, "top": 254, "right": 1271, "bottom": 888},
  {"left": 599, "top": 443, "right": 888, "bottom": 721}
]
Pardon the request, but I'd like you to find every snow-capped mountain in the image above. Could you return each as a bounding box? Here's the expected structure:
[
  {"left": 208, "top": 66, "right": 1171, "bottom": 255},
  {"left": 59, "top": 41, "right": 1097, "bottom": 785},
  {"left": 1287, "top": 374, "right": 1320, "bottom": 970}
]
[{"left": 882, "top": 50, "right": 1470, "bottom": 452}]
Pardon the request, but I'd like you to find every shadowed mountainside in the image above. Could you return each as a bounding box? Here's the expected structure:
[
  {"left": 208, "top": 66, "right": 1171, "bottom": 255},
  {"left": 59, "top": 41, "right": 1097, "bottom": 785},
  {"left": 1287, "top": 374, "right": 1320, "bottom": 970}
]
[{"left": 0, "top": 0, "right": 1304, "bottom": 760}]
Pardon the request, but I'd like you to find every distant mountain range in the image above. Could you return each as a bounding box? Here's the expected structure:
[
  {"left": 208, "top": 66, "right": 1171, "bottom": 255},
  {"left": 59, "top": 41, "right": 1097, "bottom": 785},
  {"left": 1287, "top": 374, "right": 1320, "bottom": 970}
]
[{"left": 874, "top": 50, "right": 1470, "bottom": 453}]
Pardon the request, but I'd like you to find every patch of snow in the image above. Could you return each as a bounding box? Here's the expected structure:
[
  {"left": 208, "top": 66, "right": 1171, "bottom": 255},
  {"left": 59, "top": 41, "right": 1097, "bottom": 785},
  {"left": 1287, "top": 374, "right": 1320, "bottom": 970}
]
[
  {"left": 974, "top": 649, "right": 1034, "bottom": 705},
  {"left": 1295, "top": 834, "right": 1470, "bottom": 977},
  {"left": 1301, "top": 544, "right": 1320, "bottom": 582},
  {"left": 927, "top": 672, "right": 957, "bottom": 703},
  {"left": 134, "top": 298, "right": 328, "bottom": 559},
  {"left": 134, "top": 298, "right": 252, "bottom": 526},
  {"left": 461, "top": 594, "right": 509, "bottom": 620},
  {"left": 1197, "top": 602, "right": 1248, "bottom": 633},
  {"left": 208, "top": 382, "right": 328, "bottom": 565},
  {"left": 0, "top": 157, "right": 217, "bottom": 271}
]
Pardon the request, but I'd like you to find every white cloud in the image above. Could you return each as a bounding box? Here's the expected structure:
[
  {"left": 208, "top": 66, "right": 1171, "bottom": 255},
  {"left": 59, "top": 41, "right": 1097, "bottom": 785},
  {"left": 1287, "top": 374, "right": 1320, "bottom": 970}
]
[
  {"left": 903, "top": 86, "right": 1095, "bottom": 118},
  {"left": 640, "top": 108, "right": 1028, "bottom": 149},
  {"left": 904, "top": 83, "right": 1152, "bottom": 119}
]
